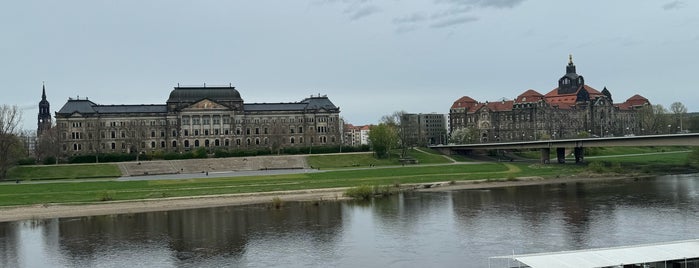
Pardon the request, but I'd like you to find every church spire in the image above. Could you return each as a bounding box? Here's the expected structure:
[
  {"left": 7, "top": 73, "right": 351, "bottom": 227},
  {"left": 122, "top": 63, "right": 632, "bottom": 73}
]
[
  {"left": 42, "top": 82, "right": 47, "bottom": 100},
  {"left": 566, "top": 54, "right": 576, "bottom": 74},
  {"left": 38, "top": 83, "right": 52, "bottom": 136}
]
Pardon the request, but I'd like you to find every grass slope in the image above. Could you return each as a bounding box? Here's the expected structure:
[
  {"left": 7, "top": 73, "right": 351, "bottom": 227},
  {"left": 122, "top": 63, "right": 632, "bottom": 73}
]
[{"left": 8, "top": 164, "right": 121, "bottom": 181}]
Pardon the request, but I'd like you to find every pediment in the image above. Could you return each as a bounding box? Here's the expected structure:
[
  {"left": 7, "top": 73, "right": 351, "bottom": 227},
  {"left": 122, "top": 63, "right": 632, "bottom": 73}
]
[{"left": 183, "top": 99, "right": 229, "bottom": 111}]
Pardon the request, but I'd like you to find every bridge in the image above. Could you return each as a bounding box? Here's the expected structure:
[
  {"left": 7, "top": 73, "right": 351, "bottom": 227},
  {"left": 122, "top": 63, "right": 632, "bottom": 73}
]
[{"left": 430, "top": 133, "right": 699, "bottom": 164}]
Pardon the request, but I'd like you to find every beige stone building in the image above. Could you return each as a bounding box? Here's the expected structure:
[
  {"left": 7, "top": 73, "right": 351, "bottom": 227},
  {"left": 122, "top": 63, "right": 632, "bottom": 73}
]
[{"left": 54, "top": 85, "right": 341, "bottom": 156}]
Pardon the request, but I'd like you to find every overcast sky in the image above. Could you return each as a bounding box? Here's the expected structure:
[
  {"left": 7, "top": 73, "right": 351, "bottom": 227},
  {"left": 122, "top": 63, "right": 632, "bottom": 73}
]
[{"left": 3, "top": 0, "right": 698, "bottom": 131}]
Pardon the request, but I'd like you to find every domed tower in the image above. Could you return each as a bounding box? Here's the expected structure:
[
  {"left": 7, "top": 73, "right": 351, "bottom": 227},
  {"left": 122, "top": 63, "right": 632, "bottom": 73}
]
[
  {"left": 557, "top": 54, "right": 585, "bottom": 94},
  {"left": 37, "top": 84, "right": 52, "bottom": 135}
]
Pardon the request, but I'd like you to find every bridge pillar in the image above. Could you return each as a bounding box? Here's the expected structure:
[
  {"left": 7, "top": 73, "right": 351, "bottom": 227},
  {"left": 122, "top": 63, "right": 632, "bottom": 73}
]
[
  {"left": 556, "top": 148, "right": 566, "bottom": 164},
  {"left": 540, "top": 148, "right": 550, "bottom": 164},
  {"left": 574, "top": 147, "right": 584, "bottom": 163}
]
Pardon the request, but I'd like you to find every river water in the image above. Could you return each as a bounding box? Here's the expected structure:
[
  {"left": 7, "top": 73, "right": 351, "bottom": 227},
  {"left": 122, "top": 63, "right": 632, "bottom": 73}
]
[{"left": 1, "top": 175, "right": 698, "bottom": 268}]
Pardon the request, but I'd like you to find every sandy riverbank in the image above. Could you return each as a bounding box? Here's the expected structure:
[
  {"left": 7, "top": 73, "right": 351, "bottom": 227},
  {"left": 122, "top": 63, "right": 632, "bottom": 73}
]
[{"left": 0, "top": 174, "right": 644, "bottom": 223}]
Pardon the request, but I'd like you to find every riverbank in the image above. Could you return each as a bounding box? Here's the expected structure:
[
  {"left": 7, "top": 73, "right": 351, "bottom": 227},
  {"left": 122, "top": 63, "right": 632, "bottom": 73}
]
[{"left": 0, "top": 173, "right": 647, "bottom": 223}]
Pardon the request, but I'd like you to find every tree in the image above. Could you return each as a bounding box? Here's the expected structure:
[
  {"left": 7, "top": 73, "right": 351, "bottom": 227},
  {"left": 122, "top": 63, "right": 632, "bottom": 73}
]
[
  {"left": 449, "top": 127, "right": 479, "bottom": 144},
  {"left": 381, "top": 111, "right": 415, "bottom": 158},
  {"left": 670, "top": 102, "right": 688, "bottom": 132},
  {"left": 36, "top": 123, "right": 64, "bottom": 164},
  {"left": 0, "top": 105, "right": 23, "bottom": 179},
  {"left": 368, "top": 123, "right": 397, "bottom": 159},
  {"left": 639, "top": 104, "right": 669, "bottom": 134}
]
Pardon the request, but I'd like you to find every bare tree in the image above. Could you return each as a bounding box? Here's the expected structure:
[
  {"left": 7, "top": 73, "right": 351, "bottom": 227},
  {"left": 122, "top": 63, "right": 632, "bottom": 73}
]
[
  {"left": 125, "top": 119, "right": 149, "bottom": 161},
  {"left": 36, "top": 123, "right": 63, "bottom": 164},
  {"left": 639, "top": 104, "right": 669, "bottom": 134},
  {"left": 0, "top": 105, "right": 23, "bottom": 179},
  {"left": 670, "top": 102, "right": 688, "bottom": 132}
]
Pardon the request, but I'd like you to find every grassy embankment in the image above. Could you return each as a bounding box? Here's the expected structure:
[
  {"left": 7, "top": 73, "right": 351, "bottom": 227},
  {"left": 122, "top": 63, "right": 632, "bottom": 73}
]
[{"left": 1, "top": 147, "right": 695, "bottom": 206}]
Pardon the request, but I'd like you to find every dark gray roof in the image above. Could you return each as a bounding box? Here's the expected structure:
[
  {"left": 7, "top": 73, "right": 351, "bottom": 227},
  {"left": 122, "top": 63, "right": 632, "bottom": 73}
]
[
  {"left": 244, "top": 103, "right": 308, "bottom": 111},
  {"left": 244, "top": 96, "right": 339, "bottom": 112},
  {"left": 95, "top": 105, "right": 167, "bottom": 114},
  {"left": 301, "top": 97, "right": 338, "bottom": 110},
  {"left": 56, "top": 99, "right": 97, "bottom": 114},
  {"left": 56, "top": 99, "right": 166, "bottom": 115},
  {"left": 167, "top": 86, "right": 242, "bottom": 103}
]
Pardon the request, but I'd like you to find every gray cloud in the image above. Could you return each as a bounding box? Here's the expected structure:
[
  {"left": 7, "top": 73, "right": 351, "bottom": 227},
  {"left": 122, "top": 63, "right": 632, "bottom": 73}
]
[
  {"left": 662, "top": 1, "right": 686, "bottom": 10},
  {"left": 430, "top": 16, "right": 478, "bottom": 28},
  {"left": 437, "top": 0, "right": 526, "bottom": 9},
  {"left": 393, "top": 13, "right": 427, "bottom": 24},
  {"left": 345, "top": 5, "right": 381, "bottom": 20},
  {"left": 430, "top": 6, "right": 472, "bottom": 20}
]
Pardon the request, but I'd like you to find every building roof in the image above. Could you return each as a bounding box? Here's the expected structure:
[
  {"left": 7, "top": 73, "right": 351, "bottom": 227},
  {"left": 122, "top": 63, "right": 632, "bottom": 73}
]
[
  {"left": 544, "top": 85, "right": 604, "bottom": 109},
  {"left": 167, "top": 86, "right": 242, "bottom": 103},
  {"left": 475, "top": 100, "right": 514, "bottom": 112},
  {"left": 244, "top": 96, "right": 339, "bottom": 112},
  {"left": 616, "top": 94, "right": 651, "bottom": 110},
  {"left": 451, "top": 96, "right": 478, "bottom": 109},
  {"left": 56, "top": 99, "right": 168, "bottom": 116},
  {"left": 56, "top": 99, "right": 98, "bottom": 114},
  {"left": 516, "top": 89, "right": 544, "bottom": 103},
  {"left": 492, "top": 239, "right": 699, "bottom": 268}
]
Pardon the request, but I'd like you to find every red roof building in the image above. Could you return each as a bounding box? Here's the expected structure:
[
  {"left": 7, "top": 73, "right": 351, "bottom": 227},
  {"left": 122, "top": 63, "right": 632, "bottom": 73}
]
[{"left": 449, "top": 55, "right": 651, "bottom": 142}]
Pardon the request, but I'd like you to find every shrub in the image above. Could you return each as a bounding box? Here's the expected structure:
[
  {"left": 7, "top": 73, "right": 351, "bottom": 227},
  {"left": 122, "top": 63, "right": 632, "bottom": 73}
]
[
  {"left": 97, "top": 191, "right": 116, "bottom": 201},
  {"left": 344, "top": 185, "right": 374, "bottom": 200},
  {"left": 271, "top": 196, "right": 284, "bottom": 209},
  {"left": 587, "top": 161, "right": 607, "bottom": 173}
]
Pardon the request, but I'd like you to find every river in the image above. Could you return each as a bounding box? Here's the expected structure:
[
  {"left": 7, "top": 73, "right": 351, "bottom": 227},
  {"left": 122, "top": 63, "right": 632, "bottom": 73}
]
[{"left": 1, "top": 174, "right": 697, "bottom": 267}]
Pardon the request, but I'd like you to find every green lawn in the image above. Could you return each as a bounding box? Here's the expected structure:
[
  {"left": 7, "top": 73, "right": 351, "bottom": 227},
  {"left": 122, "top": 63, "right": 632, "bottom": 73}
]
[
  {"left": 8, "top": 164, "right": 121, "bottom": 181},
  {"left": 307, "top": 148, "right": 451, "bottom": 169},
  {"left": 0, "top": 147, "right": 693, "bottom": 207},
  {"left": 0, "top": 162, "right": 537, "bottom": 206}
]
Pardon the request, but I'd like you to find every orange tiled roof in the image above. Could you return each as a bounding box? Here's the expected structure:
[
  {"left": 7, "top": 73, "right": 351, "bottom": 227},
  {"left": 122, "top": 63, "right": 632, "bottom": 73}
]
[
  {"left": 616, "top": 94, "right": 650, "bottom": 110},
  {"left": 450, "top": 96, "right": 478, "bottom": 109},
  {"left": 516, "top": 89, "right": 544, "bottom": 103}
]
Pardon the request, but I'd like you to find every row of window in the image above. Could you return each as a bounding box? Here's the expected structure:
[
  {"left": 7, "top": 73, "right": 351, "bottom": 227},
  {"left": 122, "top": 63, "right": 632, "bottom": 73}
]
[{"left": 65, "top": 136, "right": 337, "bottom": 151}]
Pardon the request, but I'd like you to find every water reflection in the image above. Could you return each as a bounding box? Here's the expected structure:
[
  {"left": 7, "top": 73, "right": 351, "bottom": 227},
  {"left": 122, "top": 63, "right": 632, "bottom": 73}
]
[{"left": 0, "top": 175, "right": 697, "bottom": 268}]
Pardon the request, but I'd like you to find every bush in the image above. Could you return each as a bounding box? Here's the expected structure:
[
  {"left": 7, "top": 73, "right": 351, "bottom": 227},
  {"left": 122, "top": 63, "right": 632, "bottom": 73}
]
[
  {"left": 97, "top": 190, "right": 116, "bottom": 201},
  {"left": 344, "top": 185, "right": 374, "bottom": 200},
  {"left": 587, "top": 161, "right": 607, "bottom": 173},
  {"left": 42, "top": 156, "right": 57, "bottom": 165},
  {"left": 17, "top": 158, "right": 36, "bottom": 165}
]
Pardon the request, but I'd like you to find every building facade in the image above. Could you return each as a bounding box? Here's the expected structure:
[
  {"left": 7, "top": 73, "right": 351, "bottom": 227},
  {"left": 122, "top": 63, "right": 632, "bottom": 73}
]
[
  {"left": 343, "top": 124, "right": 372, "bottom": 147},
  {"left": 53, "top": 85, "right": 342, "bottom": 156},
  {"left": 401, "top": 113, "right": 447, "bottom": 146},
  {"left": 449, "top": 56, "right": 651, "bottom": 143}
]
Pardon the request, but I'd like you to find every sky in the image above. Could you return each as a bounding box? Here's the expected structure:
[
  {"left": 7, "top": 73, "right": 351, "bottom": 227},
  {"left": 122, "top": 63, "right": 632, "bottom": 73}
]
[{"left": 3, "top": 0, "right": 699, "bottom": 131}]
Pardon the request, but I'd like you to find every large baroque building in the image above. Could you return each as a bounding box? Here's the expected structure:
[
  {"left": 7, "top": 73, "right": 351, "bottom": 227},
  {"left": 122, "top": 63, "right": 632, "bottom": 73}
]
[
  {"left": 449, "top": 56, "right": 651, "bottom": 143},
  {"left": 53, "top": 85, "right": 341, "bottom": 156}
]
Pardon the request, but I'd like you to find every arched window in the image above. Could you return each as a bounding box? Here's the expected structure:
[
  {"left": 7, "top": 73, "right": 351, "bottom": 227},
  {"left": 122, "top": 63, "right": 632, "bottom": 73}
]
[
  {"left": 215, "top": 139, "right": 220, "bottom": 146},
  {"left": 184, "top": 140, "right": 190, "bottom": 147},
  {"left": 255, "top": 138, "right": 260, "bottom": 145},
  {"left": 205, "top": 140, "right": 210, "bottom": 147},
  {"left": 151, "top": 141, "right": 156, "bottom": 148},
  {"left": 195, "top": 140, "right": 200, "bottom": 147},
  {"left": 161, "top": 141, "right": 166, "bottom": 148},
  {"left": 246, "top": 138, "right": 251, "bottom": 145},
  {"left": 290, "top": 137, "right": 295, "bottom": 144},
  {"left": 172, "top": 140, "right": 177, "bottom": 148}
]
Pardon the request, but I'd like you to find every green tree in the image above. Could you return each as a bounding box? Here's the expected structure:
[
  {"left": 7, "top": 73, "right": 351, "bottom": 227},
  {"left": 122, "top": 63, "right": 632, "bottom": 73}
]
[
  {"left": 368, "top": 123, "right": 398, "bottom": 159},
  {"left": 0, "top": 105, "right": 23, "bottom": 180}
]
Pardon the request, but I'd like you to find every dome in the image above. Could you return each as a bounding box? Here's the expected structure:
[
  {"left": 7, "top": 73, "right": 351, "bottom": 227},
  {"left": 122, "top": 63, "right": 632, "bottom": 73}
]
[{"left": 167, "top": 86, "right": 242, "bottom": 103}]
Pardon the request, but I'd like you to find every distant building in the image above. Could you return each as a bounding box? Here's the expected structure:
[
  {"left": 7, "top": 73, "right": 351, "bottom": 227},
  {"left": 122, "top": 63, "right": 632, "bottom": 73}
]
[
  {"left": 53, "top": 85, "right": 342, "bottom": 156},
  {"left": 449, "top": 55, "right": 651, "bottom": 142},
  {"left": 343, "top": 124, "right": 372, "bottom": 147},
  {"left": 401, "top": 113, "right": 448, "bottom": 146}
]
